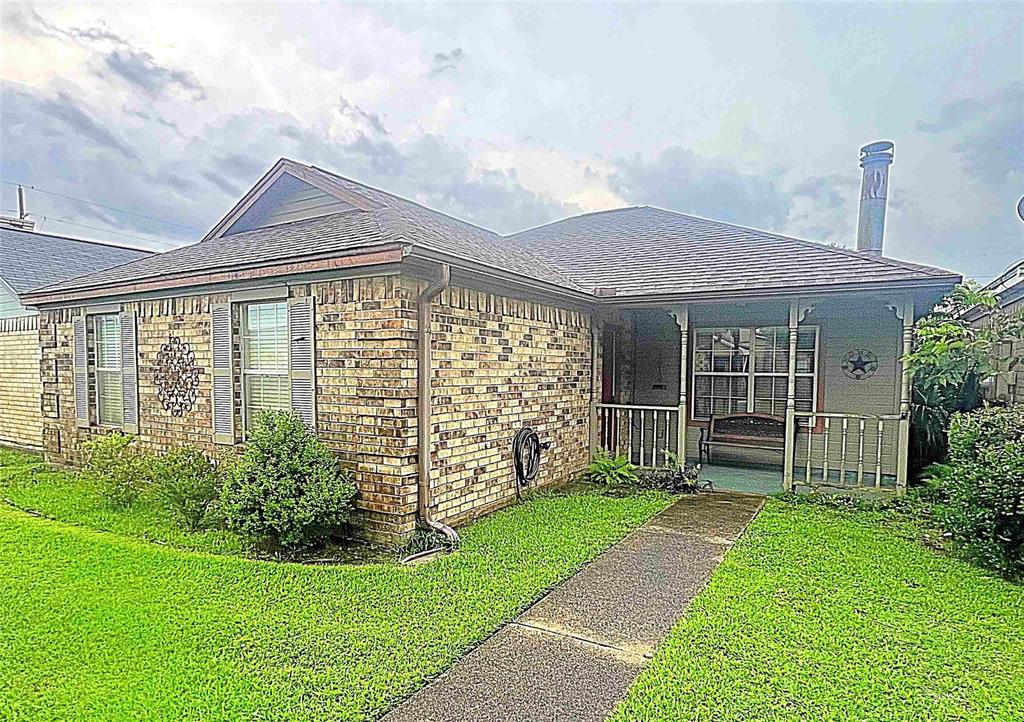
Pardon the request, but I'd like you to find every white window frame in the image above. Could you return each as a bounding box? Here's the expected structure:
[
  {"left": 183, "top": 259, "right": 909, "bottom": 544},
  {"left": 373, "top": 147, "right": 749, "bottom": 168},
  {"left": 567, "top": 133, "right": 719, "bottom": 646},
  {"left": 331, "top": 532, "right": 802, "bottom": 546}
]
[
  {"left": 93, "top": 313, "right": 123, "bottom": 427},
  {"left": 691, "top": 325, "right": 819, "bottom": 422},
  {"left": 240, "top": 300, "right": 291, "bottom": 434}
]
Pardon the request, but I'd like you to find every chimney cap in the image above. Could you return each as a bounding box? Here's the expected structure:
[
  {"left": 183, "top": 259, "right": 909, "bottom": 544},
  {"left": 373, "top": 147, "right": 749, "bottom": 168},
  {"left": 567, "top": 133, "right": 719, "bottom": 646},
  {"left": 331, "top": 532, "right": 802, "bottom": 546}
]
[
  {"left": 861, "top": 140, "right": 894, "bottom": 154},
  {"left": 860, "top": 141, "right": 894, "bottom": 167}
]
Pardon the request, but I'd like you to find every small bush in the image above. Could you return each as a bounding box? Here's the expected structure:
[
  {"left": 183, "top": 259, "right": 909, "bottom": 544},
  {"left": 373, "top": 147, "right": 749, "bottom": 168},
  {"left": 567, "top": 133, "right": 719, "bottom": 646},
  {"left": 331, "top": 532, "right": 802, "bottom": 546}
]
[
  {"left": 581, "top": 449, "right": 639, "bottom": 486},
  {"left": 152, "top": 446, "right": 224, "bottom": 531},
  {"left": 220, "top": 411, "right": 356, "bottom": 549},
  {"left": 937, "top": 405, "right": 1024, "bottom": 579},
  {"left": 82, "top": 432, "right": 153, "bottom": 508}
]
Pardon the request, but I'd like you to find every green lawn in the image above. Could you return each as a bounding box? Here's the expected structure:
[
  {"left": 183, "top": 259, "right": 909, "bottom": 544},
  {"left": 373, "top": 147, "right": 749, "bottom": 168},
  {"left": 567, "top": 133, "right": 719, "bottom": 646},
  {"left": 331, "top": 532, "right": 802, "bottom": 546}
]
[
  {"left": 0, "top": 447, "right": 252, "bottom": 556},
  {"left": 0, "top": 448, "right": 670, "bottom": 721},
  {"left": 611, "top": 499, "right": 1024, "bottom": 722}
]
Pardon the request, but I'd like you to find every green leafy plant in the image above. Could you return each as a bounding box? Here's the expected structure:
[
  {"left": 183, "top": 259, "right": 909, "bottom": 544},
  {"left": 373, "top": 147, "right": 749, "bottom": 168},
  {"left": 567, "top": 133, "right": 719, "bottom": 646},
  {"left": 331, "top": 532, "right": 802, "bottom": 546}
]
[
  {"left": 151, "top": 445, "right": 227, "bottom": 531},
  {"left": 82, "top": 432, "right": 154, "bottom": 508},
  {"left": 638, "top": 463, "right": 703, "bottom": 493},
  {"left": 581, "top": 449, "right": 640, "bottom": 486},
  {"left": 400, "top": 523, "right": 455, "bottom": 558},
  {"left": 220, "top": 410, "right": 356, "bottom": 549},
  {"left": 934, "top": 405, "right": 1024, "bottom": 579}
]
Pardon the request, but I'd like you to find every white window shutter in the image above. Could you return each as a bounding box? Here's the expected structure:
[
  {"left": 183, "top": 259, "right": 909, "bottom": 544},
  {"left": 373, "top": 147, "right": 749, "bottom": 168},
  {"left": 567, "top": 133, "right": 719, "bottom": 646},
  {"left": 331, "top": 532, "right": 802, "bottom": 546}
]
[
  {"left": 120, "top": 309, "right": 139, "bottom": 433},
  {"left": 73, "top": 315, "right": 89, "bottom": 428},
  {"left": 288, "top": 296, "right": 316, "bottom": 430},
  {"left": 211, "top": 303, "right": 235, "bottom": 444}
]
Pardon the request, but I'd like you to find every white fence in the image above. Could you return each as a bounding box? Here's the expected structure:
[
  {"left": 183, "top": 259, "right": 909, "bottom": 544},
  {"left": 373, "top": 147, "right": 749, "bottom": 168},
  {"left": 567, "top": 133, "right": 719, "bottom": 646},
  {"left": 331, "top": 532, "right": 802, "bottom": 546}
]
[
  {"left": 596, "top": 403, "right": 679, "bottom": 467},
  {"left": 794, "top": 411, "right": 901, "bottom": 488}
]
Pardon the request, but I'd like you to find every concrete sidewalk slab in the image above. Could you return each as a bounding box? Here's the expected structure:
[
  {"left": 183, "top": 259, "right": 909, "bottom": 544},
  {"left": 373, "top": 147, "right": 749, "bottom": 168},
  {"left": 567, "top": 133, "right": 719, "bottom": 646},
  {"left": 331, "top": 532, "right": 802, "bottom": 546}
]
[
  {"left": 383, "top": 624, "right": 644, "bottom": 722},
  {"left": 381, "top": 491, "right": 764, "bottom": 722},
  {"left": 519, "top": 530, "right": 727, "bottom": 655}
]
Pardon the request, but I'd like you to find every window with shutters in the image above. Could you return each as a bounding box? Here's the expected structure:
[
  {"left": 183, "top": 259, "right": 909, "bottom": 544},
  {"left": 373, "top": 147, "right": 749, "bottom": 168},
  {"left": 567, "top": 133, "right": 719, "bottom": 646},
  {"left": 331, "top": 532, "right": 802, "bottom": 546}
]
[
  {"left": 94, "top": 313, "right": 123, "bottom": 426},
  {"left": 241, "top": 301, "right": 290, "bottom": 430},
  {"left": 692, "top": 326, "right": 818, "bottom": 421}
]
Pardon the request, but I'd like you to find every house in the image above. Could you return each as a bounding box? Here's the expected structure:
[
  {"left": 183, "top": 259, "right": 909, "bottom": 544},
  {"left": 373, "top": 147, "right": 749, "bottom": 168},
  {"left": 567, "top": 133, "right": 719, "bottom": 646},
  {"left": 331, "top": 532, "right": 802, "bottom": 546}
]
[
  {"left": 964, "top": 258, "right": 1024, "bottom": 405},
  {"left": 21, "top": 144, "right": 961, "bottom": 544},
  {"left": 0, "top": 221, "right": 152, "bottom": 449}
]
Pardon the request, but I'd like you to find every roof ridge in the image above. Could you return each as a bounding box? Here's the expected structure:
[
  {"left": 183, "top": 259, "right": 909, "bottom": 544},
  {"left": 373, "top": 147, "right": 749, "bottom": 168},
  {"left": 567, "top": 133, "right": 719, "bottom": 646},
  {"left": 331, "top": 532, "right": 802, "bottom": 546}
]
[
  {"left": 505, "top": 205, "right": 645, "bottom": 238},
  {"left": 640, "top": 205, "right": 959, "bottom": 278},
  {"left": 307, "top": 164, "right": 502, "bottom": 238},
  {"left": 306, "top": 163, "right": 587, "bottom": 291}
]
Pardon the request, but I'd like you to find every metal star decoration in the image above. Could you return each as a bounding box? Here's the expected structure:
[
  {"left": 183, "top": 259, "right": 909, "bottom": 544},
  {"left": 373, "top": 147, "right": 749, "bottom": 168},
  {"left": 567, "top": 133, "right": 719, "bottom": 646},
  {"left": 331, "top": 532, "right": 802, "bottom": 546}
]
[{"left": 841, "top": 349, "right": 878, "bottom": 380}]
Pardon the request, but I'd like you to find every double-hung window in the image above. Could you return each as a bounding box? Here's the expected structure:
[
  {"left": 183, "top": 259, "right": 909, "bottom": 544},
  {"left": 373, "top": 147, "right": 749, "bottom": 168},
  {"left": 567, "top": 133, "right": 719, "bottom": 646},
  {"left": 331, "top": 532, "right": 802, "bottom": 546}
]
[
  {"left": 693, "top": 326, "right": 818, "bottom": 420},
  {"left": 241, "top": 301, "right": 290, "bottom": 430},
  {"left": 94, "top": 313, "right": 123, "bottom": 426}
]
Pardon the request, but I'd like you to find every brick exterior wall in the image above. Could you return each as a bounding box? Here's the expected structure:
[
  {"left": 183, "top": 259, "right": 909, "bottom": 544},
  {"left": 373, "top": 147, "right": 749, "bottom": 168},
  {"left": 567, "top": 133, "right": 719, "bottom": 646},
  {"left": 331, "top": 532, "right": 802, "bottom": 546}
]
[
  {"left": 37, "top": 274, "right": 595, "bottom": 545},
  {"left": 0, "top": 316, "right": 43, "bottom": 449},
  {"left": 313, "top": 276, "right": 419, "bottom": 543},
  {"left": 39, "top": 297, "right": 222, "bottom": 466},
  {"left": 429, "top": 285, "right": 593, "bottom": 525}
]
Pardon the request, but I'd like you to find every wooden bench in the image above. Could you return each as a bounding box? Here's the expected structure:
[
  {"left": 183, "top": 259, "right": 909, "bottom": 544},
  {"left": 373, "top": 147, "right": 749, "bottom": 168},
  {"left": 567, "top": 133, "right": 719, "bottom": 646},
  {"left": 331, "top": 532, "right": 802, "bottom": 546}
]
[{"left": 698, "top": 413, "right": 790, "bottom": 465}]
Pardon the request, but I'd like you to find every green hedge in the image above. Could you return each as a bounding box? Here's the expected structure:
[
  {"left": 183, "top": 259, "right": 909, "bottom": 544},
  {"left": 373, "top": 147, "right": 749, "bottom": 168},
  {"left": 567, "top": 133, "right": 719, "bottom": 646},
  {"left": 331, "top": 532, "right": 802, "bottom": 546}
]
[{"left": 938, "top": 405, "right": 1024, "bottom": 579}]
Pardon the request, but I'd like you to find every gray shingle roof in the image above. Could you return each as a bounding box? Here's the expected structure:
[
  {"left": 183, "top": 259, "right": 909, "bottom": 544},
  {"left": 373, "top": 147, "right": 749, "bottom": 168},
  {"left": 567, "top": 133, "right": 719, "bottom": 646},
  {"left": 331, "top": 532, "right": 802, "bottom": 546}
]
[
  {"left": 28, "top": 161, "right": 960, "bottom": 301},
  {"left": 34, "top": 162, "right": 583, "bottom": 295},
  {"left": 31, "top": 210, "right": 388, "bottom": 293},
  {"left": 309, "top": 166, "right": 584, "bottom": 291},
  {"left": 507, "top": 206, "right": 960, "bottom": 298},
  {"left": 0, "top": 226, "right": 153, "bottom": 294}
]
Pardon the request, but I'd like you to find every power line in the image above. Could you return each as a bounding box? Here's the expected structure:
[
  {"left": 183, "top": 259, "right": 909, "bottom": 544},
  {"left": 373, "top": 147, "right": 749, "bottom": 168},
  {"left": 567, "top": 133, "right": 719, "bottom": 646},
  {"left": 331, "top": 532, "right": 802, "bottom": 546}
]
[
  {"left": 34, "top": 215, "right": 185, "bottom": 249},
  {"left": 1, "top": 179, "right": 203, "bottom": 232}
]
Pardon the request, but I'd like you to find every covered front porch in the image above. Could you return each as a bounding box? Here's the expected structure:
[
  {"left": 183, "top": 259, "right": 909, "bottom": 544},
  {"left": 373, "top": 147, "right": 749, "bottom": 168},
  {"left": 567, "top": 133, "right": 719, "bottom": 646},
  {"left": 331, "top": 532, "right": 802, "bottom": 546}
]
[{"left": 593, "top": 292, "right": 916, "bottom": 494}]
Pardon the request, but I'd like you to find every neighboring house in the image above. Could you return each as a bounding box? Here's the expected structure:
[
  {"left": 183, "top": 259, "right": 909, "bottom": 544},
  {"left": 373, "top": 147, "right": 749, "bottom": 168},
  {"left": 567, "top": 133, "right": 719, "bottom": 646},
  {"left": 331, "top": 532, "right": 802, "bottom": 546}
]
[
  {"left": 0, "top": 222, "right": 152, "bottom": 449},
  {"left": 22, "top": 149, "right": 960, "bottom": 544},
  {"left": 964, "top": 258, "right": 1024, "bottom": 405}
]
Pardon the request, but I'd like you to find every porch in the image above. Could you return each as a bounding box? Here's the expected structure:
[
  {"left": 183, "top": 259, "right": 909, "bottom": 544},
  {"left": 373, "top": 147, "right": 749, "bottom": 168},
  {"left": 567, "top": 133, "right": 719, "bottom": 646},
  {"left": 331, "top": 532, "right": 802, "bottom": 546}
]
[{"left": 594, "top": 293, "right": 917, "bottom": 494}]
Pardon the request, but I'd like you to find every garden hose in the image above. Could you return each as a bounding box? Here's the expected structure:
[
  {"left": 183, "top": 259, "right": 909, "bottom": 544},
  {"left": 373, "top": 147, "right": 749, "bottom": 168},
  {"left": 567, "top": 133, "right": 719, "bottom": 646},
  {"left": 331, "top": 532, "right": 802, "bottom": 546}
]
[{"left": 512, "top": 427, "right": 549, "bottom": 500}]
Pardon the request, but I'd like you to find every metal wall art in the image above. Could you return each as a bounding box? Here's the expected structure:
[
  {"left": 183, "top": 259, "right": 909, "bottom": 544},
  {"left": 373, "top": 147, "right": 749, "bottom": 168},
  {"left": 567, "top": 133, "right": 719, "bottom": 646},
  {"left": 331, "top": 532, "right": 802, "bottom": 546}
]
[
  {"left": 841, "top": 349, "right": 879, "bottom": 380},
  {"left": 155, "top": 335, "right": 200, "bottom": 416}
]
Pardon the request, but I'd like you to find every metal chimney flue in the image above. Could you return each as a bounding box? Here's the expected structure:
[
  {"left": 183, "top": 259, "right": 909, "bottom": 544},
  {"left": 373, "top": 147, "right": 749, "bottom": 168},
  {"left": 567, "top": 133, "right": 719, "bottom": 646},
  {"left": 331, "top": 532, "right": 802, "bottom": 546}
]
[{"left": 856, "top": 141, "right": 894, "bottom": 255}]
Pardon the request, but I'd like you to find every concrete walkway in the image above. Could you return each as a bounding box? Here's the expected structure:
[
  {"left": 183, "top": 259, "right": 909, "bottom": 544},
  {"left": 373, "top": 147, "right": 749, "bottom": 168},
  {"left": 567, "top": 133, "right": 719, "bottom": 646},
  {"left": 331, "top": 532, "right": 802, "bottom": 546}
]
[{"left": 382, "top": 491, "right": 764, "bottom": 722}]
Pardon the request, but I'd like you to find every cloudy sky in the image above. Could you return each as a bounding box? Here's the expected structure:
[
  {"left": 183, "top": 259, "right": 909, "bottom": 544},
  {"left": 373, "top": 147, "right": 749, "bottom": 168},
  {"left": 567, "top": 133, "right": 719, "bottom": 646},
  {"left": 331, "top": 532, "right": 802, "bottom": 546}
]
[{"left": 1, "top": 2, "right": 1021, "bottom": 282}]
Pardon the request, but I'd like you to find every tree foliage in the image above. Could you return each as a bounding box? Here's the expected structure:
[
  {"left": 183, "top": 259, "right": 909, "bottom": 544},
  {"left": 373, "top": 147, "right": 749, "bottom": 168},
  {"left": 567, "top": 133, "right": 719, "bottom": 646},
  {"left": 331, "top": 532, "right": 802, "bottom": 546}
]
[{"left": 904, "top": 282, "right": 1024, "bottom": 469}]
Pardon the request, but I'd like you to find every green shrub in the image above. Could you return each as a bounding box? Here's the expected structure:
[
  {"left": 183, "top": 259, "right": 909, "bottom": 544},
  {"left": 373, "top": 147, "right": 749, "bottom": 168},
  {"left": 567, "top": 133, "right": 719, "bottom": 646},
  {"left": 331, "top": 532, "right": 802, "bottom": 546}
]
[
  {"left": 152, "top": 446, "right": 225, "bottom": 531},
  {"left": 581, "top": 449, "right": 639, "bottom": 486},
  {"left": 82, "top": 432, "right": 154, "bottom": 508},
  {"left": 220, "top": 411, "right": 356, "bottom": 549},
  {"left": 937, "top": 405, "right": 1024, "bottom": 579}
]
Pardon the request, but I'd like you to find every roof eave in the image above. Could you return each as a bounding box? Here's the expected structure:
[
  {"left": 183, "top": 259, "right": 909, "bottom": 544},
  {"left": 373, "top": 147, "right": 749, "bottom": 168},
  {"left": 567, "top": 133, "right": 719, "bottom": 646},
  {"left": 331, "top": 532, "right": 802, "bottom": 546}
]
[
  {"left": 22, "top": 244, "right": 408, "bottom": 307},
  {"left": 595, "top": 275, "right": 962, "bottom": 306},
  {"left": 404, "top": 246, "right": 594, "bottom": 304}
]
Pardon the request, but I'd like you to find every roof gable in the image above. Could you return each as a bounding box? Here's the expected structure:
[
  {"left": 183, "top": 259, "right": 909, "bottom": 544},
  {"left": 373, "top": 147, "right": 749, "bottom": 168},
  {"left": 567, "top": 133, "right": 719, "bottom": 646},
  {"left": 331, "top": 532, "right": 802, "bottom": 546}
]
[
  {"left": 203, "top": 159, "right": 379, "bottom": 242},
  {"left": 224, "top": 172, "right": 356, "bottom": 235}
]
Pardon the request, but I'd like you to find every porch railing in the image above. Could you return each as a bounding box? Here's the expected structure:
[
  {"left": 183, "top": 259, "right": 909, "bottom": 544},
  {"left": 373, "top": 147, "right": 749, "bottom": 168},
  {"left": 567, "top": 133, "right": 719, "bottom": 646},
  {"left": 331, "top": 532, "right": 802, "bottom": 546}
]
[
  {"left": 597, "top": 403, "right": 679, "bottom": 468},
  {"left": 794, "top": 411, "right": 901, "bottom": 488}
]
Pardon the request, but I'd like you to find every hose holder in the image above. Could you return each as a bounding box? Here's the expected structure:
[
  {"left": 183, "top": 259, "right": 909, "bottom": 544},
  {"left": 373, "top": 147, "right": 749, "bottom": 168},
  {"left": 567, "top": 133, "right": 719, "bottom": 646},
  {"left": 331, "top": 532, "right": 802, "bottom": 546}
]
[{"left": 512, "top": 426, "right": 550, "bottom": 499}]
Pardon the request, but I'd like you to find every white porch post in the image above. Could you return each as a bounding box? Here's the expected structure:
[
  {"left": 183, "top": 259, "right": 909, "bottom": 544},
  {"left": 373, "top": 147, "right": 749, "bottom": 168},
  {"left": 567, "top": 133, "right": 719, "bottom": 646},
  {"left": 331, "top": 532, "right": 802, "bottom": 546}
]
[
  {"left": 896, "top": 299, "right": 915, "bottom": 494},
  {"left": 783, "top": 300, "right": 799, "bottom": 492},
  {"left": 671, "top": 305, "right": 689, "bottom": 465},
  {"left": 589, "top": 319, "right": 601, "bottom": 457}
]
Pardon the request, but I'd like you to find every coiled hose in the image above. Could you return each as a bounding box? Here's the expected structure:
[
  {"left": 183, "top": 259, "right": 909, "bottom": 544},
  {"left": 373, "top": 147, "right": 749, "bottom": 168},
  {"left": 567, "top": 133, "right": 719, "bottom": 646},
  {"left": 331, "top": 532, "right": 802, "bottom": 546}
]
[{"left": 512, "top": 427, "right": 546, "bottom": 500}]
